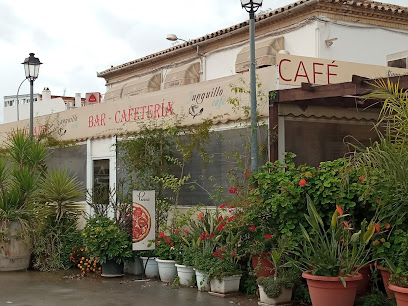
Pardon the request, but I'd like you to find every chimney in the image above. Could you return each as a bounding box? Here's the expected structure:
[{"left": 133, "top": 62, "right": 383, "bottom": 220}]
[
  {"left": 75, "top": 93, "right": 81, "bottom": 108},
  {"left": 42, "top": 87, "right": 51, "bottom": 101}
]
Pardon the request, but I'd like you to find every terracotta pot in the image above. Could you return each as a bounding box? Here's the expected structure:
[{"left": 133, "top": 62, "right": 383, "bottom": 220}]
[
  {"left": 378, "top": 265, "right": 395, "bottom": 299},
  {"left": 302, "top": 272, "right": 362, "bottom": 306},
  {"left": 389, "top": 284, "right": 408, "bottom": 306},
  {"left": 355, "top": 264, "right": 371, "bottom": 295},
  {"left": 251, "top": 252, "right": 274, "bottom": 278}
]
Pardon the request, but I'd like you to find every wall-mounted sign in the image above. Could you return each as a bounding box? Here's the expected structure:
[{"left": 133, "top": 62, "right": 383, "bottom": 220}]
[
  {"left": 276, "top": 54, "right": 408, "bottom": 86},
  {"left": 132, "top": 190, "right": 155, "bottom": 251},
  {"left": 85, "top": 92, "right": 102, "bottom": 104}
]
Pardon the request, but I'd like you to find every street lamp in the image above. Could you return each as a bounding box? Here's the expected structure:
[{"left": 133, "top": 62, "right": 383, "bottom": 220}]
[
  {"left": 241, "top": 0, "right": 263, "bottom": 172},
  {"left": 22, "top": 53, "right": 42, "bottom": 138}
]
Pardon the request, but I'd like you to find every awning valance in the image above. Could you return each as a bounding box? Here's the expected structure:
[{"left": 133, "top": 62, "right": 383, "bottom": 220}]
[
  {"left": 164, "top": 62, "right": 200, "bottom": 89},
  {"left": 103, "top": 84, "right": 126, "bottom": 102},
  {"left": 235, "top": 37, "right": 284, "bottom": 73},
  {"left": 122, "top": 73, "right": 161, "bottom": 98}
]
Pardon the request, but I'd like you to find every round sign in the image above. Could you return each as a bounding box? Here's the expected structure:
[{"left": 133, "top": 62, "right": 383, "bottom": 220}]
[{"left": 132, "top": 203, "right": 151, "bottom": 243}]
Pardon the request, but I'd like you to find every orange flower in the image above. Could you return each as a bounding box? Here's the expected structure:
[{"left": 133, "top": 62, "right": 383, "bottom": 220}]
[
  {"left": 385, "top": 223, "right": 391, "bottom": 230},
  {"left": 375, "top": 223, "right": 380, "bottom": 233},
  {"left": 336, "top": 205, "right": 343, "bottom": 215},
  {"left": 343, "top": 221, "right": 350, "bottom": 228},
  {"left": 197, "top": 212, "right": 204, "bottom": 220}
]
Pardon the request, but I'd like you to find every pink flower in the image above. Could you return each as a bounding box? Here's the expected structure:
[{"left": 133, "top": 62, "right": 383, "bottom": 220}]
[
  {"left": 299, "top": 179, "right": 306, "bottom": 186},
  {"left": 249, "top": 225, "right": 256, "bottom": 231}
]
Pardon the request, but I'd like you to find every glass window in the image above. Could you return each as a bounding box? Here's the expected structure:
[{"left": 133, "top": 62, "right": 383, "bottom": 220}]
[{"left": 93, "top": 159, "right": 110, "bottom": 204}]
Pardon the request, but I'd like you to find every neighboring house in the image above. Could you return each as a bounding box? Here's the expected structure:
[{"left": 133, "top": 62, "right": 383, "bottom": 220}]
[{"left": 0, "top": 0, "right": 407, "bottom": 207}]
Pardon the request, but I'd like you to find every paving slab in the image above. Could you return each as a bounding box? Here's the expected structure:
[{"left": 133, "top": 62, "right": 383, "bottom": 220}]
[{"left": 0, "top": 270, "right": 259, "bottom": 306}]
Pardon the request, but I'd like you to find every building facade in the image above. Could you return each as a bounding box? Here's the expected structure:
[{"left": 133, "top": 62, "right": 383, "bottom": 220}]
[{"left": 0, "top": 0, "right": 407, "bottom": 207}]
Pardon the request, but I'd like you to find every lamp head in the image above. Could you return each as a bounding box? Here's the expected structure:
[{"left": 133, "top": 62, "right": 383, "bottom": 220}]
[
  {"left": 241, "top": 0, "right": 263, "bottom": 13},
  {"left": 166, "top": 34, "right": 179, "bottom": 41},
  {"left": 22, "top": 53, "right": 42, "bottom": 81}
]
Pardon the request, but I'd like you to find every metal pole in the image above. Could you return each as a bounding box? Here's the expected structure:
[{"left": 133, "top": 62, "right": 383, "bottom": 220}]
[
  {"left": 249, "top": 9, "right": 258, "bottom": 172},
  {"left": 16, "top": 78, "right": 27, "bottom": 121},
  {"left": 29, "top": 80, "right": 34, "bottom": 138}
]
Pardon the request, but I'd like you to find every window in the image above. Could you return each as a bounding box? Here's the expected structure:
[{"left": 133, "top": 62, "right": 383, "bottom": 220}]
[
  {"left": 388, "top": 58, "right": 407, "bottom": 69},
  {"left": 93, "top": 159, "right": 110, "bottom": 204}
]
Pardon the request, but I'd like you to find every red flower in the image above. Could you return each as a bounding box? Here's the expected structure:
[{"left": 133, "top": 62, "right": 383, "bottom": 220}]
[
  {"left": 157, "top": 240, "right": 161, "bottom": 244},
  {"left": 200, "top": 231, "right": 207, "bottom": 241},
  {"left": 228, "top": 216, "right": 235, "bottom": 222},
  {"left": 229, "top": 187, "right": 238, "bottom": 194},
  {"left": 264, "top": 234, "right": 273, "bottom": 240},
  {"left": 165, "top": 236, "right": 170, "bottom": 244},
  {"left": 173, "top": 229, "right": 179, "bottom": 233},
  {"left": 385, "top": 223, "right": 391, "bottom": 230},
  {"left": 217, "top": 215, "right": 223, "bottom": 222},
  {"left": 231, "top": 251, "right": 235, "bottom": 257},
  {"left": 218, "top": 222, "right": 227, "bottom": 232},
  {"left": 336, "top": 205, "right": 343, "bottom": 215},
  {"left": 170, "top": 242, "right": 174, "bottom": 246},
  {"left": 299, "top": 179, "right": 306, "bottom": 186},
  {"left": 249, "top": 225, "right": 256, "bottom": 231},
  {"left": 158, "top": 232, "right": 166, "bottom": 238},
  {"left": 183, "top": 228, "right": 188, "bottom": 233},
  {"left": 220, "top": 203, "right": 228, "bottom": 209}
]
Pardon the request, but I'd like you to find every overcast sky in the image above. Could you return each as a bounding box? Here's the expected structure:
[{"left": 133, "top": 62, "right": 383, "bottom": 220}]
[{"left": 0, "top": 0, "right": 407, "bottom": 123}]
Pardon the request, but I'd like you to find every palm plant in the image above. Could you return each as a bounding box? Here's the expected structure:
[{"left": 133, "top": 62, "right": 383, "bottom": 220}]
[
  {"left": 39, "top": 169, "right": 85, "bottom": 220},
  {"left": 0, "top": 131, "right": 47, "bottom": 223}
]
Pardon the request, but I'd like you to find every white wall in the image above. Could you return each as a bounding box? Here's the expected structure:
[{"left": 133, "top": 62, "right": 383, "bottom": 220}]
[
  {"left": 3, "top": 97, "right": 67, "bottom": 123},
  {"left": 317, "top": 18, "right": 408, "bottom": 65}
]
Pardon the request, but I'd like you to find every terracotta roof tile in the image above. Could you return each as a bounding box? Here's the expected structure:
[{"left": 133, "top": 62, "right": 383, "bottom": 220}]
[{"left": 98, "top": 0, "right": 408, "bottom": 77}]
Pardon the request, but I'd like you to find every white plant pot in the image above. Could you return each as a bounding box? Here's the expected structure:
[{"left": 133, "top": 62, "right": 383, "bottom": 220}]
[
  {"left": 258, "top": 285, "right": 292, "bottom": 305},
  {"left": 156, "top": 259, "right": 177, "bottom": 283},
  {"left": 194, "top": 269, "right": 210, "bottom": 292},
  {"left": 140, "top": 257, "right": 159, "bottom": 279},
  {"left": 175, "top": 264, "right": 195, "bottom": 286},
  {"left": 210, "top": 274, "right": 242, "bottom": 294},
  {"left": 124, "top": 258, "right": 143, "bottom": 275}
]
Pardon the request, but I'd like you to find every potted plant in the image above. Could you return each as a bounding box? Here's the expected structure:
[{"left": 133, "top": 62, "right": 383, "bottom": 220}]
[
  {"left": 175, "top": 241, "right": 196, "bottom": 286},
  {"left": 152, "top": 231, "right": 183, "bottom": 283},
  {"left": 83, "top": 215, "right": 133, "bottom": 277},
  {"left": 207, "top": 230, "right": 242, "bottom": 296},
  {"left": 0, "top": 131, "right": 48, "bottom": 271},
  {"left": 386, "top": 234, "right": 408, "bottom": 305},
  {"left": 297, "top": 195, "right": 377, "bottom": 306},
  {"left": 257, "top": 237, "right": 295, "bottom": 305}
]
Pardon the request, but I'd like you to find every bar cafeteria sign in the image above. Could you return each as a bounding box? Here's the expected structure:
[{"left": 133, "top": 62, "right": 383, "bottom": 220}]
[
  {"left": 132, "top": 190, "right": 155, "bottom": 251},
  {"left": 277, "top": 54, "right": 408, "bottom": 86}
]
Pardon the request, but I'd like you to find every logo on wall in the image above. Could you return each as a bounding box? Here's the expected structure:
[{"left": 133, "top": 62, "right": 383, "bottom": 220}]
[{"left": 189, "top": 105, "right": 204, "bottom": 119}]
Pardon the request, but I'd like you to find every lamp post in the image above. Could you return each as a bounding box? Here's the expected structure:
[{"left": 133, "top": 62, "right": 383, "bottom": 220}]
[
  {"left": 241, "top": 0, "right": 262, "bottom": 172},
  {"left": 22, "top": 53, "right": 42, "bottom": 138}
]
